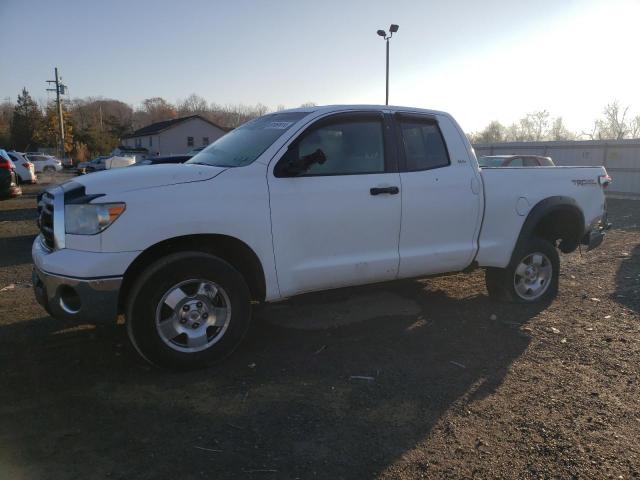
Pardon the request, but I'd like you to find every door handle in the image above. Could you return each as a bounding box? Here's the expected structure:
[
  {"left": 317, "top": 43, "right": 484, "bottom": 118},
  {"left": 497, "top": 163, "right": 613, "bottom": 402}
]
[{"left": 370, "top": 186, "right": 399, "bottom": 195}]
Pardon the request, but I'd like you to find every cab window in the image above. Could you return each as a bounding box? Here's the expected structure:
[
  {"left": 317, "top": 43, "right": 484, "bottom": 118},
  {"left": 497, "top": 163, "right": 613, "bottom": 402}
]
[
  {"left": 275, "top": 114, "right": 385, "bottom": 177},
  {"left": 397, "top": 118, "right": 449, "bottom": 171}
]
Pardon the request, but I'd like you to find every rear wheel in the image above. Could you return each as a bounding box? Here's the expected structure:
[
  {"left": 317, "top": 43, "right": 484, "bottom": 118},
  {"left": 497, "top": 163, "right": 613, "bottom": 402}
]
[
  {"left": 485, "top": 237, "right": 559, "bottom": 303},
  {"left": 126, "top": 251, "right": 252, "bottom": 369}
]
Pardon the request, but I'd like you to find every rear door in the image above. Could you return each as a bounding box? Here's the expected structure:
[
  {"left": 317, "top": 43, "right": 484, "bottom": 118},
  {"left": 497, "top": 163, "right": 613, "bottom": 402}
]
[
  {"left": 268, "top": 111, "right": 402, "bottom": 297},
  {"left": 394, "top": 113, "right": 483, "bottom": 277}
]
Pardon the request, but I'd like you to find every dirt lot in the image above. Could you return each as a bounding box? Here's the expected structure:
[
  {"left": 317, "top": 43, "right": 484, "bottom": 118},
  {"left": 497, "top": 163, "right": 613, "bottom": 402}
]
[{"left": 0, "top": 174, "right": 638, "bottom": 479}]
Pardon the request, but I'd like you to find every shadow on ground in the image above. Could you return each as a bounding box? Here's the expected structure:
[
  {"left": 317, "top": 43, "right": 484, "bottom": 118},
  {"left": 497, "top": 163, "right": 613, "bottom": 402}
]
[
  {"left": 0, "top": 278, "right": 546, "bottom": 479},
  {"left": 0, "top": 208, "right": 37, "bottom": 223},
  {"left": 0, "top": 235, "right": 36, "bottom": 267},
  {"left": 615, "top": 244, "right": 640, "bottom": 314}
]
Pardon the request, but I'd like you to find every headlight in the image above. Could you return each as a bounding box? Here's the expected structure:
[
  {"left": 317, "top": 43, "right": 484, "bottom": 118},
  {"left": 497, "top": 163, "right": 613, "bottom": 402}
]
[{"left": 65, "top": 203, "right": 126, "bottom": 235}]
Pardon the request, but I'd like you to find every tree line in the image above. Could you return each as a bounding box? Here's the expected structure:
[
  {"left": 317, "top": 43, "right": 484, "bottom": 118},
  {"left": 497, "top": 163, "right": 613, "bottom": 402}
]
[
  {"left": 468, "top": 102, "right": 640, "bottom": 144},
  {"left": 2, "top": 88, "right": 638, "bottom": 161},
  {"left": 0, "top": 90, "right": 305, "bottom": 161}
]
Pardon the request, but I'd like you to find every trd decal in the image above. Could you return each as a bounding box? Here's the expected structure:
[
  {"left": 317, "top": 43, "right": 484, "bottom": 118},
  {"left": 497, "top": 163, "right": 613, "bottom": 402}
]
[{"left": 572, "top": 179, "right": 597, "bottom": 186}]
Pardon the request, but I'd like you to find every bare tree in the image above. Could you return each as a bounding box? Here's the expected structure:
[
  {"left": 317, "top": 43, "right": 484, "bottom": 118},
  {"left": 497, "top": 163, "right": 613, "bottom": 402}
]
[
  {"left": 549, "top": 117, "right": 574, "bottom": 141},
  {"left": 471, "top": 111, "right": 577, "bottom": 143},
  {"left": 507, "top": 111, "right": 550, "bottom": 141},
  {"left": 134, "top": 97, "right": 177, "bottom": 128},
  {"left": 177, "top": 94, "right": 209, "bottom": 115},
  {"left": 207, "top": 102, "right": 269, "bottom": 128},
  {"left": 530, "top": 110, "right": 550, "bottom": 141},
  {"left": 470, "top": 120, "right": 506, "bottom": 143},
  {"left": 586, "top": 101, "right": 631, "bottom": 140},
  {"left": 630, "top": 115, "right": 640, "bottom": 139}
]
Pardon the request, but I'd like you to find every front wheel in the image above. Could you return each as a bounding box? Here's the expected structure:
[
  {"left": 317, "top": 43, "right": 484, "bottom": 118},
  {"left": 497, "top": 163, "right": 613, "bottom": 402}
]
[
  {"left": 126, "top": 251, "right": 252, "bottom": 369},
  {"left": 485, "top": 237, "right": 559, "bottom": 303}
]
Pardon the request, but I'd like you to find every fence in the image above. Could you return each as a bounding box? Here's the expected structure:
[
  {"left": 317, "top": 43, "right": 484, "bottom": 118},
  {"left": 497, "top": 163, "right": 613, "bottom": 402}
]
[{"left": 473, "top": 139, "right": 640, "bottom": 197}]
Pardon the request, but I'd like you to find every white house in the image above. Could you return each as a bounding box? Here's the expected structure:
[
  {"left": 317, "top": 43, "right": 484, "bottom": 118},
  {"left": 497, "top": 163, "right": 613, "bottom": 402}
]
[{"left": 121, "top": 115, "right": 228, "bottom": 157}]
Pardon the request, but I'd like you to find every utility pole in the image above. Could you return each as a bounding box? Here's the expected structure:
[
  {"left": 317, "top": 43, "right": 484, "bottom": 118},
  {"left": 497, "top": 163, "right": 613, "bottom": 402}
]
[{"left": 46, "top": 67, "right": 66, "bottom": 158}]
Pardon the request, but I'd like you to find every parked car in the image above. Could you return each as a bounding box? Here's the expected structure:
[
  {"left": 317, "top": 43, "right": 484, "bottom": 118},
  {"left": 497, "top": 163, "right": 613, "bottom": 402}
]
[
  {"left": 32, "top": 105, "right": 611, "bottom": 369},
  {"left": 478, "top": 155, "right": 555, "bottom": 167},
  {"left": 25, "top": 154, "right": 63, "bottom": 174},
  {"left": 78, "top": 155, "right": 136, "bottom": 174},
  {"left": 77, "top": 156, "right": 108, "bottom": 174},
  {"left": 133, "top": 155, "right": 192, "bottom": 166},
  {"left": 7, "top": 151, "right": 37, "bottom": 184},
  {"left": 0, "top": 150, "right": 22, "bottom": 198}
]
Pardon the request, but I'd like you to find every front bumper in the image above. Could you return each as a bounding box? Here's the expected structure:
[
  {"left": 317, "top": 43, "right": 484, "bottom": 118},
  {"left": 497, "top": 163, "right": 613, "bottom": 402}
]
[{"left": 32, "top": 264, "right": 122, "bottom": 324}]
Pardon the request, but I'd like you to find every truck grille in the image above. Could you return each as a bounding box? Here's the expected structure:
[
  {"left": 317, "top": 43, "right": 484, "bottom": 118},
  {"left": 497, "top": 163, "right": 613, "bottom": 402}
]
[{"left": 37, "top": 191, "right": 55, "bottom": 250}]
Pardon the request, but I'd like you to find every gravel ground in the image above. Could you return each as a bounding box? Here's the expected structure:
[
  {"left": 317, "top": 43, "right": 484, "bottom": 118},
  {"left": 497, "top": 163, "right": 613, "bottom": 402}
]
[{"left": 0, "top": 174, "right": 638, "bottom": 479}]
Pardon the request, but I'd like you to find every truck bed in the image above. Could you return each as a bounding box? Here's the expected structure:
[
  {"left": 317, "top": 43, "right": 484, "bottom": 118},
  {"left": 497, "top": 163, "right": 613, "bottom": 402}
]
[{"left": 476, "top": 166, "right": 607, "bottom": 268}]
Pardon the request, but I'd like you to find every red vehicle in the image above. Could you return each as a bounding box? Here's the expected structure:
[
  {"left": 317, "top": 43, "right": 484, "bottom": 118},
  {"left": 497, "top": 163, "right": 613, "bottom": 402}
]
[{"left": 478, "top": 155, "right": 555, "bottom": 167}]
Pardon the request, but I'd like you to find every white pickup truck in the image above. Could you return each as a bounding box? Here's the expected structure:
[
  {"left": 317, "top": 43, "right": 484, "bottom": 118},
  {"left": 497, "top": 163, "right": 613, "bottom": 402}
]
[{"left": 32, "top": 105, "right": 611, "bottom": 368}]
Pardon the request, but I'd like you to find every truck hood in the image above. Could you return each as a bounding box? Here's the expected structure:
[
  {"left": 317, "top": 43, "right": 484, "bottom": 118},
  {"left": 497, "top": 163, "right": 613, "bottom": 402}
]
[{"left": 69, "top": 163, "right": 226, "bottom": 194}]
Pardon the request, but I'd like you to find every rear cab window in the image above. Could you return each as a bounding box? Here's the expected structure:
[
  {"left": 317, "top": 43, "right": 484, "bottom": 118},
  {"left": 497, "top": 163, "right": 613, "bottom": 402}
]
[{"left": 396, "top": 114, "right": 450, "bottom": 171}]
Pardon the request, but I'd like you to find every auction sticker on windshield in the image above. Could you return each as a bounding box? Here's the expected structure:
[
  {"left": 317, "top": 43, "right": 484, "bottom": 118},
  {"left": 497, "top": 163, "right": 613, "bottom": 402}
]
[{"left": 265, "top": 122, "right": 294, "bottom": 129}]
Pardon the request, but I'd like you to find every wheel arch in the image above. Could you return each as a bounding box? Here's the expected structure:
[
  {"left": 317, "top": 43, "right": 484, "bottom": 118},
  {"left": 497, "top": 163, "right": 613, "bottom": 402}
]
[
  {"left": 118, "top": 234, "right": 267, "bottom": 311},
  {"left": 515, "top": 196, "right": 586, "bottom": 258}
]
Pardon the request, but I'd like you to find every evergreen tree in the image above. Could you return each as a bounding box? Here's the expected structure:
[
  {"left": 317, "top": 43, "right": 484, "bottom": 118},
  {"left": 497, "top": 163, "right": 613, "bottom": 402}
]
[{"left": 10, "top": 88, "right": 42, "bottom": 150}]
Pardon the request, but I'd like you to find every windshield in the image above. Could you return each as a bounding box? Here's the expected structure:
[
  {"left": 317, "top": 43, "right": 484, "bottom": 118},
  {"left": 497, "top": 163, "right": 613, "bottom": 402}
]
[
  {"left": 478, "top": 156, "right": 507, "bottom": 167},
  {"left": 186, "top": 112, "right": 309, "bottom": 167}
]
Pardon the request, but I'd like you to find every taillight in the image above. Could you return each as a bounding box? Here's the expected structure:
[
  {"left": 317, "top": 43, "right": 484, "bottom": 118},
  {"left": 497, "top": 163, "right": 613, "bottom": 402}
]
[
  {"left": 0, "top": 160, "right": 11, "bottom": 170},
  {"left": 598, "top": 174, "right": 612, "bottom": 188}
]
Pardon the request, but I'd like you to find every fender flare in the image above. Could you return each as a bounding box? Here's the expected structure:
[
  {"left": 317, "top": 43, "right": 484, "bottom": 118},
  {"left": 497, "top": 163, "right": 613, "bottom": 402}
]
[{"left": 512, "top": 196, "right": 585, "bottom": 260}]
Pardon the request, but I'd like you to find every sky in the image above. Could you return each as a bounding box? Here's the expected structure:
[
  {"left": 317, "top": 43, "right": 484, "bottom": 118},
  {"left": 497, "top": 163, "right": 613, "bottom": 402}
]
[{"left": 1, "top": 0, "right": 639, "bottom": 133}]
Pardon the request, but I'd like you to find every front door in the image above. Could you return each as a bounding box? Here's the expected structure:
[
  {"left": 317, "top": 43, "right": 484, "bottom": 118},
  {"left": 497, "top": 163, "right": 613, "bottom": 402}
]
[{"left": 268, "top": 112, "right": 402, "bottom": 297}]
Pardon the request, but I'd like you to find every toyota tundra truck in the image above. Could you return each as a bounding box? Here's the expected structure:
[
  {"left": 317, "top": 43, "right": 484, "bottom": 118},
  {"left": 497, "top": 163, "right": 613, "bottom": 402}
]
[{"left": 32, "top": 105, "right": 611, "bottom": 368}]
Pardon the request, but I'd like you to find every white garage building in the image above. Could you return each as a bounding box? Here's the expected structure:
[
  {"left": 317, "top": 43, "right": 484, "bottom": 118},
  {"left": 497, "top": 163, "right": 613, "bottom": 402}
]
[{"left": 121, "top": 115, "right": 228, "bottom": 157}]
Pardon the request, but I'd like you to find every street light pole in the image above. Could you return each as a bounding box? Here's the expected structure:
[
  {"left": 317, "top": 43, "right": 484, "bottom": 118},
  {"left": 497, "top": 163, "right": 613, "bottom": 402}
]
[
  {"left": 385, "top": 38, "right": 389, "bottom": 105},
  {"left": 377, "top": 24, "right": 399, "bottom": 106}
]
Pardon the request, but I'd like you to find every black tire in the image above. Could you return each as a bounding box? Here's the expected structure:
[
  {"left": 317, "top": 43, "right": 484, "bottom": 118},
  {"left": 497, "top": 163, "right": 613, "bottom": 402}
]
[
  {"left": 43, "top": 166, "right": 55, "bottom": 174},
  {"left": 485, "top": 237, "right": 559, "bottom": 303},
  {"left": 126, "top": 251, "right": 251, "bottom": 369}
]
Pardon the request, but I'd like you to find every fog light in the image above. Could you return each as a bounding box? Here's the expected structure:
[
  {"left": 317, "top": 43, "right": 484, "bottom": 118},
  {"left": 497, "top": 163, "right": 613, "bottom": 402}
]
[{"left": 58, "top": 285, "right": 81, "bottom": 314}]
